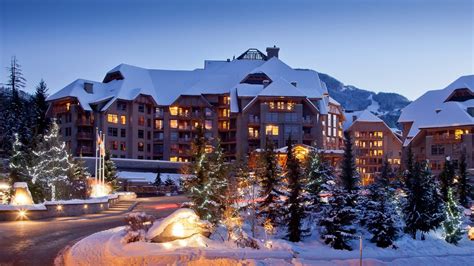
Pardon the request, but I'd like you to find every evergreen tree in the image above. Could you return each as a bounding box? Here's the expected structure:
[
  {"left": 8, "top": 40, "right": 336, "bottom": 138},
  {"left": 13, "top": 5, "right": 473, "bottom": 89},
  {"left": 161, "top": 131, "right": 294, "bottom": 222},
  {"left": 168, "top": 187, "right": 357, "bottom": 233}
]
[
  {"left": 256, "top": 137, "right": 283, "bottom": 226},
  {"left": 340, "top": 131, "right": 359, "bottom": 194},
  {"left": 457, "top": 149, "right": 470, "bottom": 208},
  {"left": 29, "top": 121, "right": 73, "bottom": 201},
  {"left": 284, "top": 137, "right": 307, "bottom": 242},
  {"left": 234, "top": 155, "right": 258, "bottom": 237},
  {"left": 32, "top": 79, "right": 50, "bottom": 139},
  {"left": 205, "top": 139, "right": 229, "bottom": 222},
  {"left": 319, "top": 185, "right": 357, "bottom": 250},
  {"left": 305, "top": 145, "right": 332, "bottom": 212},
  {"left": 2, "top": 56, "right": 30, "bottom": 154},
  {"left": 361, "top": 158, "right": 399, "bottom": 248},
  {"left": 439, "top": 157, "right": 455, "bottom": 201},
  {"left": 154, "top": 170, "right": 162, "bottom": 187},
  {"left": 164, "top": 176, "right": 175, "bottom": 187},
  {"left": 103, "top": 150, "right": 118, "bottom": 190},
  {"left": 443, "top": 188, "right": 464, "bottom": 245},
  {"left": 183, "top": 124, "right": 212, "bottom": 220},
  {"left": 67, "top": 157, "right": 90, "bottom": 199},
  {"left": 403, "top": 162, "right": 445, "bottom": 239},
  {"left": 403, "top": 145, "right": 415, "bottom": 191},
  {"left": 8, "top": 134, "right": 29, "bottom": 184}
]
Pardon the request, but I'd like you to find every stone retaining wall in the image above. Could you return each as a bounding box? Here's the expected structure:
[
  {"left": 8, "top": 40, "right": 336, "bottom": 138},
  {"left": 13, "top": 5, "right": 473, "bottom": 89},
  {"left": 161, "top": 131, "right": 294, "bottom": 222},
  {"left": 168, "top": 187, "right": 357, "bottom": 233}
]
[{"left": 0, "top": 197, "right": 121, "bottom": 222}]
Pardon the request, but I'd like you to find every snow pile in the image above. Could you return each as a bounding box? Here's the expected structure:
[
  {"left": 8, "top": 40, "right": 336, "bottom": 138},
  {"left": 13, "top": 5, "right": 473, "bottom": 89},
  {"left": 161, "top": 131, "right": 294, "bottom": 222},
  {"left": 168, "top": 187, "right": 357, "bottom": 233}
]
[{"left": 65, "top": 226, "right": 474, "bottom": 266}]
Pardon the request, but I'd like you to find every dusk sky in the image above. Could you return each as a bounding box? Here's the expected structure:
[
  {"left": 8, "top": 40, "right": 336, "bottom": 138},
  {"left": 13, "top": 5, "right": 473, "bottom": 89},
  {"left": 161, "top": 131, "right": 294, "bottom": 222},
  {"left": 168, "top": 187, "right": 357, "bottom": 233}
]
[{"left": 0, "top": 0, "right": 472, "bottom": 100}]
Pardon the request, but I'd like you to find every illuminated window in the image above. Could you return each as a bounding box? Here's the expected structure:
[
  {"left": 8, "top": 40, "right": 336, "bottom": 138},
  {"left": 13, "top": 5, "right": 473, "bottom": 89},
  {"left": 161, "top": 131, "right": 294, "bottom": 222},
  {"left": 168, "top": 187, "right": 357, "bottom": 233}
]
[
  {"left": 376, "top": 131, "right": 383, "bottom": 138},
  {"left": 287, "top": 101, "right": 295, "bottom": 111},
  {"left": 455, "top": 129, "right": 464, "bottom": 140},
  {"left": 110, "top": 141, "right": 118, "bottom": 150},
  {"left": 138, "top": 116, "right": 145, "bottom": 126},
  {"left": 170, "top": 156, "right": 178, "bottom": 162},
  {"left": 66, "top": 102, "right": 71, "bottom": 111},
  {"left": 107, "top": 114, "right": 118, "bottom": 124},
  {"left": 277, "top": 101, "right": 284, "bottom": 110},
  {"left": 120, "top": 142, "right": 126, "bottom": 151},
  {"left": 120, "top": 115, "right": 126, "bottom": 125},
  {"left": 248, "top": 127, "right": 259, "bottom": 138},
  {"left": 138, "top": 142, "right": 144, "bottom": 151},
  {"left": 265, "top": 125, "right": 279, "bottom": 136},
  {"left": 205, "top": 120, "right": 212, "bottom": 130},
  {"left": 268, "top": 102, "right": 275, "bottom": 109},
  {"left": 155, "top": 120, "right": 163, "bottom": 130},
  {"left": 169, "top": 106, "right": 178, "bottom": 116},
  {"left": 170, "top": 120, "right": 178, "bottom": 129}
]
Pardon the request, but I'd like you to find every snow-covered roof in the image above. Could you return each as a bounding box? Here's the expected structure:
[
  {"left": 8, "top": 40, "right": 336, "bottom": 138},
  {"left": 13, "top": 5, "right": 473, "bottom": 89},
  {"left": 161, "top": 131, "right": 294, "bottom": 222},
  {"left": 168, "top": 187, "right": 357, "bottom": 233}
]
[
  {"left": 48, "top": 49, "right": 330, "bottom": 113},
  {"left": 398, "top": 75, "right": 474, "bottom": 145},
  {"left": 343, "top": 110, "right": 385, "bottom": 131}
]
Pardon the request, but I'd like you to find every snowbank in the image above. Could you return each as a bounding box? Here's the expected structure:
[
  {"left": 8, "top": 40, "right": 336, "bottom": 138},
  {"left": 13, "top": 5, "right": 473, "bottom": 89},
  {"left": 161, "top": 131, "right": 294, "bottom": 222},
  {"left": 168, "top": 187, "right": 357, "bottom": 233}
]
[
  {"left": 65, "top": 226, "right": 474, "bottom": 266},
  {"left": 146, "top": 208, "right": 200, "bottom": 240},
  {"left": 44, "top": 196, "right": 110, "bottom": 205},
  {"left": 0, "top": 204, "right": 47, "bottom": 211}
]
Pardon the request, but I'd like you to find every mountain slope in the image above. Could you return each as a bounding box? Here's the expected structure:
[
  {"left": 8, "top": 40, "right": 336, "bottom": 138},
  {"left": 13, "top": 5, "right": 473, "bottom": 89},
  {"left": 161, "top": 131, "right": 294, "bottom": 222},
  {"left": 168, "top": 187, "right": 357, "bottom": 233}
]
[{"left": 319, "top": 73, "right": 410, "bottom": 128}]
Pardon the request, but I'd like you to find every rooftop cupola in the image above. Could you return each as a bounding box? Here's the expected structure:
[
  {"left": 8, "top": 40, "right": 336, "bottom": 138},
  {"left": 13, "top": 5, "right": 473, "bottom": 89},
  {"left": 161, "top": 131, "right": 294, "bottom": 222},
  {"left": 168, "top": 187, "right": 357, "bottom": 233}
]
[{"left": 266, "top": 45, "right": 280, "bottom": 59}]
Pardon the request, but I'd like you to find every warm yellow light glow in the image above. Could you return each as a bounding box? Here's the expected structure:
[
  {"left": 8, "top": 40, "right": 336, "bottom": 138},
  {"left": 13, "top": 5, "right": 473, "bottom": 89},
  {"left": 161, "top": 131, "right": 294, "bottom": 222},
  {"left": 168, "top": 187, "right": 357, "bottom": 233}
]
[
  {"left": 172, "top": 222, "right": 185, "bottom": 237},
  {"left": 90, "top": 183, "right": 111, "bottom": 198},
  {"left": 83, "top": 204, "right": 88, "bottom": 209},
  {"left": 107, "top": 114, "right": 118, "bottom": 124},
  {"left": 56, "top": 205, "right": 63, "bottom": 211},
  {"left": 18, "top": 210, "right": 27, "bottom": 219},
  {"left": 14, "top": 194, "right": 29, "bottom": 205}
]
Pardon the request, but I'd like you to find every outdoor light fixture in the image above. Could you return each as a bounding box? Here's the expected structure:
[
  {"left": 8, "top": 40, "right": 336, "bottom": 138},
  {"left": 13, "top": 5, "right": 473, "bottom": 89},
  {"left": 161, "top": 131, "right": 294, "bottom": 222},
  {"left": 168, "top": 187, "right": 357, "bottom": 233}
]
[
  {"left": 56, "top": 205, "right": 63, "bottom": 211},
  {"left": 83, "top": 204, "right": 88, "bottom": 209},
  {"left": 17, "top": 210, "right": 27, "bottom": 220}
]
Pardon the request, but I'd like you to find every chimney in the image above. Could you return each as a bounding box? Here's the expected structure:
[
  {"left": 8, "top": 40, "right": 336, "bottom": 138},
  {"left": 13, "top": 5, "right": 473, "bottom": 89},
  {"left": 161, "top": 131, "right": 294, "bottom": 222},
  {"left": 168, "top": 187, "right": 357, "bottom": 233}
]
[
  {"left": 266, "top": 45, "right": 280, "bottom": 59},
  {"left": 84, "top": 82, "right": 93, "bottom": 94},
  {"left": 263, "top": 80, "right": 270, "bottom": 88},
  {"left": 291, "top": 81, "right": 297, "bottom": 87}
]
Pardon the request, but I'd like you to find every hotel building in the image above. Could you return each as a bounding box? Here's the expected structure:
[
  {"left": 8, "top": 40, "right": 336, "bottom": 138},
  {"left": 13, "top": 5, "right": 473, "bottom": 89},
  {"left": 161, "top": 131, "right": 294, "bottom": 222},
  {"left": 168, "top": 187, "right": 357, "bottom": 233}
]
[
  {"left": 47, "top": 47, "right": 345, "bottom": 162},
  {"left": 398, "top": 75, "right": 474, "bottom": 175}
]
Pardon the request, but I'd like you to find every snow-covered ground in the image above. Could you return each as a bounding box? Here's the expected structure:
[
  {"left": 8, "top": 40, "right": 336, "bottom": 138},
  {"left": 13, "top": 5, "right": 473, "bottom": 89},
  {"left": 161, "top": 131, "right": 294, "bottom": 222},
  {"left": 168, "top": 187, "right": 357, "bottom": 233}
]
[{"left": 65, "top": 223, "right": 474, "bottom": 265}]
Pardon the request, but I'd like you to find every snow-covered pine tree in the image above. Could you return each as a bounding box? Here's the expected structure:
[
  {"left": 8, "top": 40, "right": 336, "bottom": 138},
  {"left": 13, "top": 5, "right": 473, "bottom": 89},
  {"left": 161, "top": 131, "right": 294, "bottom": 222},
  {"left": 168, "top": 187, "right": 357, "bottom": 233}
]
[
  {"left": 68, "top": 156, "right": 90, "bottom": 199},
  {"left": 234, "top": 155, "right": 259, "bottom": 237},
  {"left": 8, "top": 134, "right": 29, "bottom": 184},
  {"left": 284, "top": 137, "right": 307, "bottom": 242},
  {"left": 457, "top": 149, "right": 470, "bottom": 208},
  {"left": 362, "top": 157, "right": 399, "bottom": 248},
  {"left": 319, "top": 185, "right": 357, "bottom": 250},
  {"left": 29, "top": 120, "right": 73, "bottom": 201},
  {"left": 104, "top": 150, "right": 118, "bottom": 190},
  {"left": 305, "top": 144, "right": 332, "bottom": 213},
  {"left": 182, "top": 124, "right": 213, "bottom": 221},
  {"left": 403, "top": 162, "right": 445, "bottom": 239},
  {"left": 439, "top": 157, "right": 455, "bottom": 202},
  {"left": 443, "top": 187, "right": 464, "bottom": 244},
  {"left": 205, "top": 139, "right": 229, "bottom": 223},
  {"left": 421, "top": 163, "right": 445, "bottom": 233},
  {"left": 256, "top": 137, "right": 283, "bottom": 226},
  {"left": 32, "top": 79, "right": 50, "bottom": 139},
  {"left": 403, "top": 144, "right": 415, "bottom": 192}
]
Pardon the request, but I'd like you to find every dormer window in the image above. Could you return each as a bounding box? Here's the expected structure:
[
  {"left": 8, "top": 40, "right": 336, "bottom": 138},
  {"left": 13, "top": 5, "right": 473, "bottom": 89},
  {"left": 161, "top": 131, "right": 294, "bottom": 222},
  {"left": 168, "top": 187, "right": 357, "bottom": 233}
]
[
  {"left": 241, "top": 73, "right": 272, "bottom": 85},
  {"left": 84, "top": 82, "right": 93, "bottom": 94},
  {"left": 444, "top": 88, "right": 474, "bottom": 102}
]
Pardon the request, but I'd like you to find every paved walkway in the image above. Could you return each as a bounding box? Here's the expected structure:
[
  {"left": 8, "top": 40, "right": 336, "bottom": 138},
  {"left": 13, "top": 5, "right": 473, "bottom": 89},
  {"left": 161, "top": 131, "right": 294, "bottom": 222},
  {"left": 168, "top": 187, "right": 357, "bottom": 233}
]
[{"left": 0, "top": 196, "right": 187, "bottom": 266}]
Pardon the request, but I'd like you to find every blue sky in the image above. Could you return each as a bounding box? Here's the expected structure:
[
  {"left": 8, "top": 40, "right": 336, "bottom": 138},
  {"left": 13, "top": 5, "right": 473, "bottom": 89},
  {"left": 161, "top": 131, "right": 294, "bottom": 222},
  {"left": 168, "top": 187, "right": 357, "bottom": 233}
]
[{"left": 0, "top": 0, "right": 472, "bottom": 100}]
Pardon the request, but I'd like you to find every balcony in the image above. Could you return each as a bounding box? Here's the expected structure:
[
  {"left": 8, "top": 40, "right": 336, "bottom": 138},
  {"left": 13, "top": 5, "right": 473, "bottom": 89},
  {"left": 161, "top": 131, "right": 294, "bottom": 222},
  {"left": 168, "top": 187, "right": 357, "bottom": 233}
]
[
  {"left": 76, "top": 119, "right": 94, "bottom": 126},
  {"left": 248, "top": 117, "right": 260, "bottom": 125},
  {"left": 52, "top": 105, "right": 70, "bottom": 114},
  {"left": 77, "top": 132, "right": 93, "bottom": 140},
  {"left": 76, "top": 146, "right": 93, "bottom": 155},
  {"left": 432, "top": 135, "right": 463, "bottom": 144}
]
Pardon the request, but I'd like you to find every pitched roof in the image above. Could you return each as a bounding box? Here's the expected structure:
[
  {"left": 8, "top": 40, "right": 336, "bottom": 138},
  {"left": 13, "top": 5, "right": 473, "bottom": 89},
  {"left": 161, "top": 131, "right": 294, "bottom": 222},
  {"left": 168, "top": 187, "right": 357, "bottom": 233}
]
[
  {"left": 398, "top": 75, "right": 474, "bottom": 145},
  {"left": 48, "top": 48, "right": 330, "bottom": 112}
]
